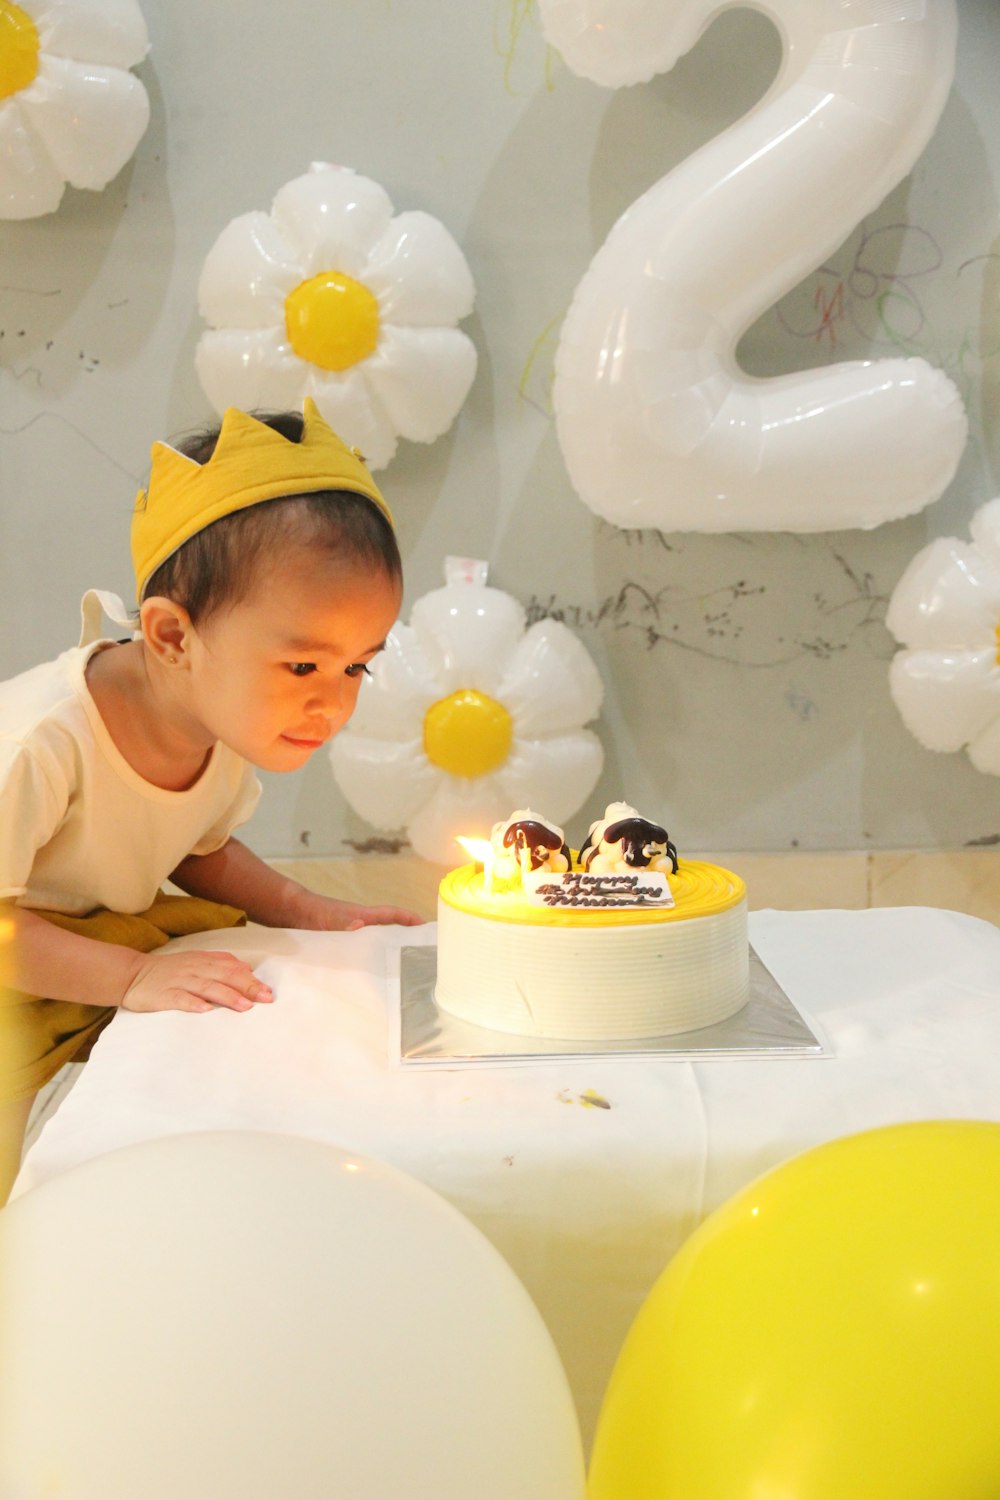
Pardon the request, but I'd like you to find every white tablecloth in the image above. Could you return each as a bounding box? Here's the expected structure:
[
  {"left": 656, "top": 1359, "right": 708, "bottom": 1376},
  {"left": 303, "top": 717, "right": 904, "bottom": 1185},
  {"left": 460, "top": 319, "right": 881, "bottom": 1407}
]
[{"left": 15, "top": 907, "right": 1000, "bottom": 1450}]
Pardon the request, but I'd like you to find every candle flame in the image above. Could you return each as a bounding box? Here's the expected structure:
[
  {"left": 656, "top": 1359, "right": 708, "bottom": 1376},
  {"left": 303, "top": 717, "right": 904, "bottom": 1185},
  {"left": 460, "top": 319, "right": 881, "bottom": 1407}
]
[
  {"left": 455, "top": 835, "right": 495, "bottom": 891},
  {"left": 455, "top": 836, "right": 491, "bottom": 863}
]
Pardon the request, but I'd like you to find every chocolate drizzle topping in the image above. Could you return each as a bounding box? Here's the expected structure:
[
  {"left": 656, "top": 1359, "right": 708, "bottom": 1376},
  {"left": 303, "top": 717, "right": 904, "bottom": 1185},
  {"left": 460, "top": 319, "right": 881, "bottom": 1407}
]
[
  {"left": 502, "top": 818, "right": 571, "bottom": 871},
  {"left": 579, "top": 815, "right": 679, "bottom": 874}
]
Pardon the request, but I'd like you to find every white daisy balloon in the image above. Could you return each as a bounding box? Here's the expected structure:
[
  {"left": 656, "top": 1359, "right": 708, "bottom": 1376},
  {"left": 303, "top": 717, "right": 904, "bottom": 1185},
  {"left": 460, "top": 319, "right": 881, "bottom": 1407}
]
[
  {"left": 886, "top": 500, "right": 1000, "bottom": 775},
  {"left": 196, "top": 162, "right": 477, "bottom": 471},
  {"left": 0, "top": 0, "right": 149, "bottom": 219},
  {"left": 331, "top": 559, "right": 605, "bottom": 864}
]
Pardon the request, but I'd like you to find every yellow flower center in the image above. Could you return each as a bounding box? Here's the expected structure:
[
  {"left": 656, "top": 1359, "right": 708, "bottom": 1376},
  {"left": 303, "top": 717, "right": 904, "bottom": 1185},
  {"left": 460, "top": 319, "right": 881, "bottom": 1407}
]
[
  {"left": 284, "top": 271, "right": 380, "bottom": 372},
  {"left": 423, "top": 690, "right": 513, "bottom": 778},
  {"left": 0, "top": 0, "right": 39, "bottom": 100}
]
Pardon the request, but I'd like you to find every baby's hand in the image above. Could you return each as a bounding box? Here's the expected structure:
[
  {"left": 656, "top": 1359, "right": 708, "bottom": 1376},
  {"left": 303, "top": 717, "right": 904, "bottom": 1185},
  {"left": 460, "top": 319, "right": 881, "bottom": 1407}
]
[
  {"left": 340, "top": 903, "right": 426, "bottom": 931},
  {"left": 295, "top": 894, "right": 425, "bottom": 931},
  {"left": 120, "top": 950, "right": 274, "bottom": 1014}
]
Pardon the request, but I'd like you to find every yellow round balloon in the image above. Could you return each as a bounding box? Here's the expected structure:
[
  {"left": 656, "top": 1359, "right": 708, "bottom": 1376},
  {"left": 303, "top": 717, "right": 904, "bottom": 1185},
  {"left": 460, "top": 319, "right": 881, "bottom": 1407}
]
[
  {"left": 423, "top": 688, "right": 513, "bottom": 778},
  {"left": 284, "top": 270, "right": 380, "bottom": 371},
  {"left": 0, "top": 2, "right": 40, "bottom": 102},
  {"left": 589, "top": 1121, "right": 1000, "bottom": 1500}
]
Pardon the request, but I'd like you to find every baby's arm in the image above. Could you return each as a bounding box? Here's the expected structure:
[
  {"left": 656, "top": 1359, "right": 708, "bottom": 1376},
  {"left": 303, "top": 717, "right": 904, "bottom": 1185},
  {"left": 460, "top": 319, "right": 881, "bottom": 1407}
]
[
  {"left": 3, "top": 904, "right": 272, "bottom": 1014},
  {"left": 172, "top": 838, "right": 424, "bottom": 929}
]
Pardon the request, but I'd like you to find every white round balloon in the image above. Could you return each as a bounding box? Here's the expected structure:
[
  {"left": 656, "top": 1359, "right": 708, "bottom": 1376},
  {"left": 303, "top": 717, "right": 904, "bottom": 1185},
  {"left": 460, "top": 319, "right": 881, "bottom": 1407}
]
[
  {"left": 331, "top": 558, "right": 604, "bottom": 863},
  {"left": 0, "top": 1132, "right": 585, "bottom": 1500},
  {"left": 886, "top": 499, "right": 1000, "bottom": 776},
  {"left": 196, "top": 162, "right": 477, "bottom": 470},
  {"left": 540, "top": 0, "right": 967, "bottom": 532},
  {"left": 0, "top": 0, "right": 150, "bottom": 219}
]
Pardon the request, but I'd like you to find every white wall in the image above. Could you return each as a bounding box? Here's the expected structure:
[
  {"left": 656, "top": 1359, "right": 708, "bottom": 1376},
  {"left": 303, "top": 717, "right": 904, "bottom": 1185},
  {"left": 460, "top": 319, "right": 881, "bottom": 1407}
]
[{"left": 3, "top": 0, "right": 1000, "bottom": 855}]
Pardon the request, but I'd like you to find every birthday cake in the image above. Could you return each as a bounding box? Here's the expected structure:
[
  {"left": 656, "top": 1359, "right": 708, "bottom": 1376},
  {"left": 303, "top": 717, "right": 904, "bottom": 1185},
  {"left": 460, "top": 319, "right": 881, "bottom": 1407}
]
[{"left": 435, "top": 804, "right": 749, "bottom": 1041}]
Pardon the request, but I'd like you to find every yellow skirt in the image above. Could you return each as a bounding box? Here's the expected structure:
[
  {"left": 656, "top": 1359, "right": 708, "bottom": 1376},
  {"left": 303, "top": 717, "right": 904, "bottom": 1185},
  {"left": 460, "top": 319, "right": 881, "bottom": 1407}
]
[{"left": 0, "top": 893, "right": 246, "bottom": 1104}]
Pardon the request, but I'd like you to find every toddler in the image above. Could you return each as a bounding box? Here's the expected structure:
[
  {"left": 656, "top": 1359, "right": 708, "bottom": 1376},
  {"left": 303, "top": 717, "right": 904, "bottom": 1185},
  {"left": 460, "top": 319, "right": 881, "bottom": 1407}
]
[{"left": 0, "top": 400, "right": 421, "bottom": 1197}]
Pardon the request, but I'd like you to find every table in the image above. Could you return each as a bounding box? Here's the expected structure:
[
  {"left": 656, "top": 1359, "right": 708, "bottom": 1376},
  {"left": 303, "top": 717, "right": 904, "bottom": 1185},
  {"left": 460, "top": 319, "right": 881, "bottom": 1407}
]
[{"left": 14, "top": 907, "right": 1000, "bottom": 1451}]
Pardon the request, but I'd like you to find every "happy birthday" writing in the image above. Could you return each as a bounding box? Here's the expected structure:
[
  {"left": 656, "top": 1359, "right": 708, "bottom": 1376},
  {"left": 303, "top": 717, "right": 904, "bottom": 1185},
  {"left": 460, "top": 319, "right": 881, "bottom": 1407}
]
[{"left": 531, "top": 872, "right": 672, "bottom": 909}]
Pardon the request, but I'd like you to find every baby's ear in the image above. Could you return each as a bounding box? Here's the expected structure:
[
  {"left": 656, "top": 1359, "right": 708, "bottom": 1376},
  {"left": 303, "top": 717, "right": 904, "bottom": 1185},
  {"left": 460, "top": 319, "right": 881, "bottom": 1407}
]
[{"left": 139, "top": 595, "right": 193, "bottom": 667}]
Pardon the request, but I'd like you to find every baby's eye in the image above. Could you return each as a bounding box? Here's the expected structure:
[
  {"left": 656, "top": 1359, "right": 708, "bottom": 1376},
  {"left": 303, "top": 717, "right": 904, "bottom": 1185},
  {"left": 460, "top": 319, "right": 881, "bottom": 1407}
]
[
  {"left": 345, "top": 662, "right": 372, "bottom": 679},
  {"left": 288, "top": 663, "right": 317, "bottom": 677}
]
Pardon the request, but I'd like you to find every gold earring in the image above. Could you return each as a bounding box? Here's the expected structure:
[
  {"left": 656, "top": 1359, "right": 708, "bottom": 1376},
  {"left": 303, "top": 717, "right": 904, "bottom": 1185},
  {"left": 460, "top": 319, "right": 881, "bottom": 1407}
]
[{"left": 168, "top": 654, "right": 177, "bottom": 664}]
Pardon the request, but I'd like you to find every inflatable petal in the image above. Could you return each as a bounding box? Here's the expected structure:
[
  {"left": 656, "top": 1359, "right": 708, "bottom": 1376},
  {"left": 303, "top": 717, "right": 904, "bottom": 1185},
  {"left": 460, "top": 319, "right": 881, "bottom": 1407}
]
[
  {"left": 405, "top": 774, "right": 508, "bottom": 865},
  {"left": 498, "top": 731, "right": 604, "bottom": 824},
  {"left": 347, "top": 625, "right": 445, "bottom": 740},
  {"left": 538, "top": 0, "right": 699, "bottom": 87},
  {"left": 198, "top": 212, "right": 301, "bottom": 330},
  {"left": 307, "top": 368, "right": 398, "bottom": 471},
  {"left": 889, "top": 649, "right": 1000, "bottom": 753},
  {"left": 970, "top": 498, "right": 1000, "bottom": 572},
  {"left": 329, "top": 736, "right": 437, "bottom": 829},
  {"left": 194, "top": 328, "right": 307, "bottom": 415},
  {"left": 363, "top": 326, "right": 477, "bottom": 443},
  {"left": 20, "top": 56, "right": 148, "bottom": 189},
  {"left": 28, "top": 0, "right": 150, "bottom": 68},
  {"left": 365, "top": 211, "right": 476, "bottom": 327},
  {"left": 270, "top": 164, "right": 393, "bottom": 278},
  {"left": 497, "top": 621, "right": 603, "bottom": 736},
  {"left": 886, "top": 537, "right": 1000, "bottom": 651},
  {"left": 0, "top": 101, "right": 66, "bottom": 219},
  {"left": 967, "top": 713, "right": 1000, "bottom": 777},
  {"left": 410, "top": 582, "right": 526, "bottom": 696}
]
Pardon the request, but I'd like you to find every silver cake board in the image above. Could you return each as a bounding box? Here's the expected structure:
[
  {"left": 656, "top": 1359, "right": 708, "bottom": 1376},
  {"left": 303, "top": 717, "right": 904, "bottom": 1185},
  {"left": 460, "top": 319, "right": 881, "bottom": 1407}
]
[{"left": 389, "top": 945, "right": 827, "bottom": 1068}]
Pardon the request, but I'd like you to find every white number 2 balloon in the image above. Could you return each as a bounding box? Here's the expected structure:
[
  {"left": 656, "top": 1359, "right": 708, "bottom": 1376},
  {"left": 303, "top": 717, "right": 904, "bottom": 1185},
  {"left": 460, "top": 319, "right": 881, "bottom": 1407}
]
[{"left": 540, "top": 0, "right": 967, "bottom": 533}]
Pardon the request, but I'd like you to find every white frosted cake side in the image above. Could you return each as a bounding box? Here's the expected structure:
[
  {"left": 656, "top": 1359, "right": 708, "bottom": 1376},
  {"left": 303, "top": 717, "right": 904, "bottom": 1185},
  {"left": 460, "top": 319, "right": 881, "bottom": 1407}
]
[{"left": 435, "top": 858, "right": 748, "bottom": 1041}]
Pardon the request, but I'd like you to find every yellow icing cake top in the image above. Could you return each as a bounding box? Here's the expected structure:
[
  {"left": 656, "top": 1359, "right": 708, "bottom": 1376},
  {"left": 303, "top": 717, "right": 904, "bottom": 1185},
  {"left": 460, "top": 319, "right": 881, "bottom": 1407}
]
[{"left": 439, "top": 857, "right": 746, "bottom": 927}]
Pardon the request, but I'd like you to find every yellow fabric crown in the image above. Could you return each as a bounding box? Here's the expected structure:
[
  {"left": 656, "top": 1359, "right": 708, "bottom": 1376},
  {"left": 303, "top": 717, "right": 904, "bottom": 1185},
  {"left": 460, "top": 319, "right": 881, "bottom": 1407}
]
[{"left": 131, "top": 399, "right": 393, "bottom": 601}]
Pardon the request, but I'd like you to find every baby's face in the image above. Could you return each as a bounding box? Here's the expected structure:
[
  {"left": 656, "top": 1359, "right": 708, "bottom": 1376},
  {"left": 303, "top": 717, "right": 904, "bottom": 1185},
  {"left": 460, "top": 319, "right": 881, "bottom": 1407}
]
[{"left": 183, "top": 548, "right": 401, "bottom": 772}]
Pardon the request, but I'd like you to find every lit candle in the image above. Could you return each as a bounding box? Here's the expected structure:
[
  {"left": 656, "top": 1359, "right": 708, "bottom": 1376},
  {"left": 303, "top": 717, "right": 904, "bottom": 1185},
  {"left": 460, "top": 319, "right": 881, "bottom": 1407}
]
[{"left": 455, "top": 836, "right": 495, "bottom": 891}]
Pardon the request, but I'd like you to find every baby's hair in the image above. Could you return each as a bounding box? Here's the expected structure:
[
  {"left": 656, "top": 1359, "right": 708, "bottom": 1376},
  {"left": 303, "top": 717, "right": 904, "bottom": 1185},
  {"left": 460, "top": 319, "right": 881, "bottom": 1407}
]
[{"left": 143, "top": 410, "right": 401, "bottom": 623}]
